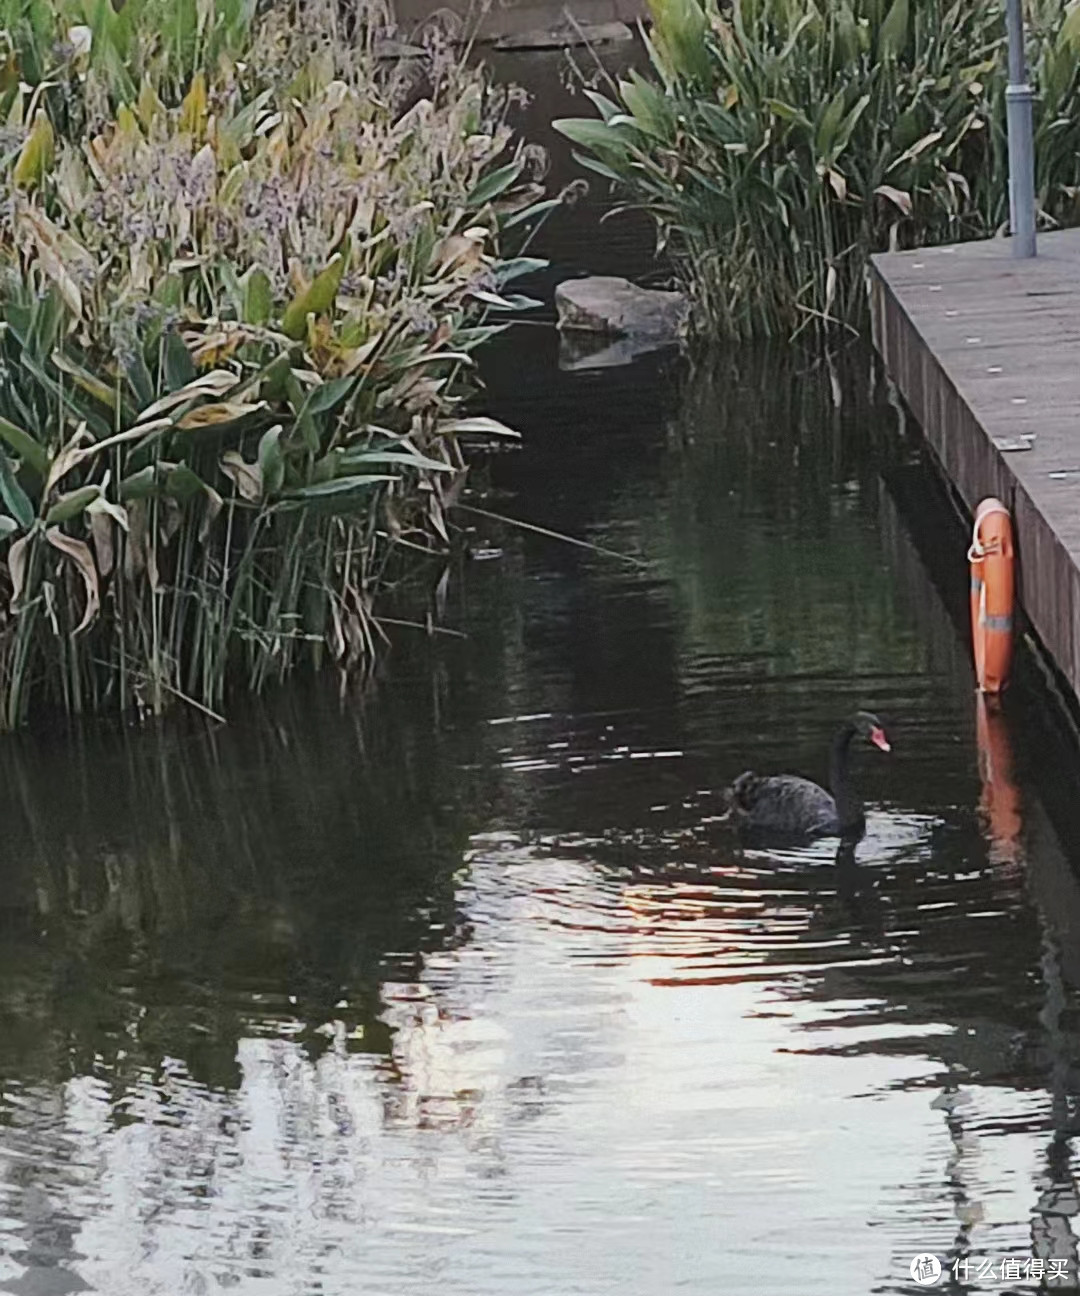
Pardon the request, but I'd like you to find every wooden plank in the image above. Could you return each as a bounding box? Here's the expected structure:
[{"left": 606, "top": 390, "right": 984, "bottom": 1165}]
[{"left": 870, "top": 228, "right": 1080, "bottom": 703}]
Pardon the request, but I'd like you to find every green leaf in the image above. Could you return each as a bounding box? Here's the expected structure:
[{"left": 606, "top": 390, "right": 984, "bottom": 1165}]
[
  {"left": 494, "top": 257, "right": 549, "bottom": 286},
  {"left": 285, "top": 474, "right": 398, "bottom": 499},
  {"left": 815, "top": 87, "right": 849, "bottom": 160},
  {"left": 26, "top": 288, "right": 65, "bottom": 364},
  {"left": 282, "top": 369, "right": 319, "bottom": 454},
  {"left": 582, "top": 89, "right": 623, "bottom": 123},
  {"left": 257, "top": 424, "right": 285, "bottom": 497},
  {"left": 119, "top": 465, "right": 169, "bottom": 500},
  {"left": 0, "top": 416, "right": 49, "bottom": 478},
  {"left": 879, "top": 0, "right": 909, "bottom": 60},
  {"left": 503, "top": 197, "right": 563, "bottom": 230},
  {"left": 300, "top": 375, "right": 356, "bottom": 419},
  {"left": 311, "top": 449, "right": 342, "bottom": 483},
  {"left": 164, "top": 463, "right": 209, "bottom": 502},
  {"left": 649, "top": 0, "right": 712, "bottom": 86},
  {"left": 764, "top": 99, "right": 813, "bottom": 130},
  {"left": 466, "top": 160, "right": 524, "bottom": 209},
  {"left": 217, "top": 257, "right": 245, "bottom": 317},
  {"left": 281, "top": 254, "right": 345, "bottom": 341},
  {"left": 15, "top": 349, "right": 113, "bottom": 441},
  {"left": 0, "top": 448, "right": 34, "bottom": 530},
  {"left": 553, "top": 117, "right": 635, "bottom": 155},
  {"left": 779, "top": 11, "right": 817, "bottom": 60},
  {"left": 1062, "top": 3, "right": 1080, "bottom": 53},
  {"left": 339, "top": 448, "right": 454, "bottom": 473},
  {"left": 569, "top": 152, "right": 628, "bottom": 186},
  {"left": 0, "top": 515, "right": 18, "bottom": 537},
  {"left": 123, "top": 347, "right": 156, "bottom": 412},
  {"left": 12, "top": 109, "right": 54, "bottom": 190},
  {"left": 620, "top": 71, "right": 675, "bottom": 139},
  {"left": 45, "top": 484, "right": 101, "bottom": 525},
  {"left": 242, "top": 267, "right": 273, "bottom": 325},
  {"left": 164, "top": 331, "right": 196, "bottom": 391},
  {"left": 833, "top": 93, "right": 871, "bottom": 159}
]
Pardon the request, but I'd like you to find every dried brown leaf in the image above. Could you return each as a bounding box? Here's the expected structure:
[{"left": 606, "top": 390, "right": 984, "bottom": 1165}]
[
  {"left": 190, "top": 328, "right": 256, "bottom": 366},
  {"left": 875, "top": 184, "right": 913, "bottom": 216},
  {"left": 219, "top": 451, "right": 262, "bottom": 501},
  {"left": 44, "top": 424, "right": 94, "bottom": 496},
  {"left": 428, "top": 491, "right": 449, "bottom": 545},
  {"left": 135, "top": 370, "right": 240, "bottom": 425},
  {"left": 33, "top": 234, "right": 82, "bottom": 319},
  {"left": 177, "top": 400, "right": 264, "bottom": 429},
  {"left": 89, "top": 508, "right": 114, "bottom": 577},
  {"left": 45, "top": 528, "right": 99, "bottom": 633}
]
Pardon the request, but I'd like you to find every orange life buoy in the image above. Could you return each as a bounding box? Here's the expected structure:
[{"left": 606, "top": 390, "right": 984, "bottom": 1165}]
[{"left": 968, "top": 497, "right": 1015, "bottom": 694}]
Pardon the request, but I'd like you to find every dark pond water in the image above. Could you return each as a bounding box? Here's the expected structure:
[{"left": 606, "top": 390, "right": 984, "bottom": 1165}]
[
  {"left": 4, "top": 330, "right": 1080, "bottom": 1295},
  {"left": 483, "top": 36, "right": 667, "bottom": 311}
]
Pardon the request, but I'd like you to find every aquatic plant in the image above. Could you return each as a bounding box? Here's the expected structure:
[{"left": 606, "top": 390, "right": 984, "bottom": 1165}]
[
  {"left": 0, "top": 0, "right": 552, "bottom": 728},
  {"left": 554, "top": 0, "right": 1080, "bottom": 338}
]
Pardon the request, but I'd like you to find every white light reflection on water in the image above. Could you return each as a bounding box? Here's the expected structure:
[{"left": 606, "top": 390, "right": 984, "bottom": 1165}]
[{"left": 0, "top": 815, "right": 1055, "bottom": 1296}]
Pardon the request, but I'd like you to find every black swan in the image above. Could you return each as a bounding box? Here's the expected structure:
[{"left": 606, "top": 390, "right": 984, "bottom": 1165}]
[{"left": 726, "top": 711, "right": 891, "bottom": 841}]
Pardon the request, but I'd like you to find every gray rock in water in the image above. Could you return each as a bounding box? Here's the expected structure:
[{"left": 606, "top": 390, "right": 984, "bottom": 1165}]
[{"left": 554, "top": 276, "right": 690, "bottom": 342}]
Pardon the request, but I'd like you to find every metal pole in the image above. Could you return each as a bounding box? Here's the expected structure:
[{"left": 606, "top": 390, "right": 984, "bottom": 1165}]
[{"left": 1006, "top": 0, "right": 1037, "bottom": 257}]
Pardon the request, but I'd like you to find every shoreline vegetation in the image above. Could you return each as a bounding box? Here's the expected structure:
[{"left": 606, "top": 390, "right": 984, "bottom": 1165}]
[
  {"left": 556, "top": 0, "right": 1080, "bottom": 340},
  {"left": 0, "top": 0, "right": 555, "bottom": 730}
]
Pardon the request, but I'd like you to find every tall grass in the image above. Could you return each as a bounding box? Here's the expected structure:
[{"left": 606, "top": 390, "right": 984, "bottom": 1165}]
[
  {"left": 554, "top": 0, "right": 1080, "bottom": 338},
  {"left": 0, "top": 0, "right": 553, "bottom": 728}
]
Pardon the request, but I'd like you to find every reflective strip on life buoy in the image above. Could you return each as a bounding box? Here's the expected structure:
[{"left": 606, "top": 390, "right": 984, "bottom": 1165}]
[{"left": 968, "top": 497, "right": 1015, "bottom": 694}]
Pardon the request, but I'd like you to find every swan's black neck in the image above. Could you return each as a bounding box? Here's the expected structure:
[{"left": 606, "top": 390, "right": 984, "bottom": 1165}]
[{"left": 828, "top": 721, "right": 864, "bottom": 834}]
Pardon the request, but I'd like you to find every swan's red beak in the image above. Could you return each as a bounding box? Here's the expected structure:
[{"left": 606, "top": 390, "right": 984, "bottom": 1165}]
[{"left": 870, "top": 726, "right": 891, "bottom": 752}]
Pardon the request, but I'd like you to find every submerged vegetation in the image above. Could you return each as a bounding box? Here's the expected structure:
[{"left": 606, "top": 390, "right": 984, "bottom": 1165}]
[
  {"left": 555, "top": 0, "right": 1080, "bottom": 339},
  {"left": 0, "top": 0, "right": 551, "bottom": 729}
]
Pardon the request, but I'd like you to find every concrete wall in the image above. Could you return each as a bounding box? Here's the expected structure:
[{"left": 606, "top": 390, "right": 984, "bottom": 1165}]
[{"left": 392, "top": 0, "right": 647, "bottom": 42}]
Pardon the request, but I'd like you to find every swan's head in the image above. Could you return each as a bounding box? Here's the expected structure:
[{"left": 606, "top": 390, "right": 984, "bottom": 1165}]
[
  {"left": 852, "top": 710, "right": 891, "bottom": 752},
  {"left": 726, "top": 771, "right": 758, "bottom": 811}
]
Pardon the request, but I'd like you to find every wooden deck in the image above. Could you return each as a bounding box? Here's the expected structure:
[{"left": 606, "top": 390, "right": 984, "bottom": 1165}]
[{"left": 870, "top": 228, "right": 1080, "bottom": 703}]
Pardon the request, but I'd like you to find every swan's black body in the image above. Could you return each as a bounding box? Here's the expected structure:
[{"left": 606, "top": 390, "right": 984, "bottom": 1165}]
[{"left": 727, "top": 712, "right": 890, "bottom": 842}]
